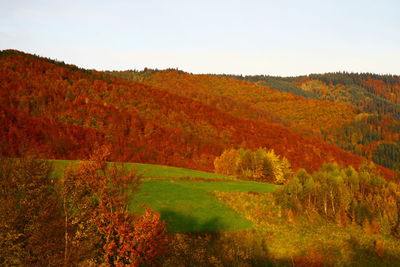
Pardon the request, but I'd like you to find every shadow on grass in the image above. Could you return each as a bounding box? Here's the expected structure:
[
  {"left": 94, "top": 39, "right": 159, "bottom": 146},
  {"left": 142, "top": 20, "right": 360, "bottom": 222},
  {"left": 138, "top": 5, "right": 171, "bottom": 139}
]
[
  {"left": 160, "top": 208, "right": 226, "bottom": 233},
  {"left": 347, "top": 236, "right": 400, "bottom": 267},
  {"left": 159, "top": 209, "right": 291, "bottom": 266}
]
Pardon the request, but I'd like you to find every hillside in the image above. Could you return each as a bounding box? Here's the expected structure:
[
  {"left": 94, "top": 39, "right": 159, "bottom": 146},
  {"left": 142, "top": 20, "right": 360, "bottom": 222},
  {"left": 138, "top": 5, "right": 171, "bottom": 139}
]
[
  {"left": 0, "top": 50, "right": 392, "bottom": 177},
  {"left": 112, "top": 69, "right": 355, "bottom": 138},
  {"left": 223, "top": 73, "right": 400, "bottom": 170}
]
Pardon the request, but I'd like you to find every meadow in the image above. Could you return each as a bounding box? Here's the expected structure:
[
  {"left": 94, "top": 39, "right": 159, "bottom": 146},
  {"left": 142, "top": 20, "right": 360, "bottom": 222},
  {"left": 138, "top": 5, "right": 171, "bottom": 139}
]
[{"left": 49, "top": 159, "right": 276, "bottom": 232}]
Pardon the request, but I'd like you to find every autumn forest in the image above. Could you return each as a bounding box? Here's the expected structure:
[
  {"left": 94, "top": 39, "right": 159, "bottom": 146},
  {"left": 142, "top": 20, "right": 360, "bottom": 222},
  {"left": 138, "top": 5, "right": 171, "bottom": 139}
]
[{"left": 1, "top": 49, "right": 400, "bottom": 266}]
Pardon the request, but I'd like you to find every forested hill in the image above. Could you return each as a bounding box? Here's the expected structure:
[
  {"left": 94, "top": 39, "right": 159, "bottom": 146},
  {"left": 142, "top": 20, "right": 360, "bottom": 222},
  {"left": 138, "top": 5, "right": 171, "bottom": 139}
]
[
  {"left": 220, "top": 72, "right": 400, "bottom": 171},
  {"left": 0, "top": 50, "right": 394, "bottom": 178},
  {"left": 229, "top": 72, "right": 400, "bottom": 114},
  {"left": 112, "top": 69, "right": 400, "bottom": 172}
]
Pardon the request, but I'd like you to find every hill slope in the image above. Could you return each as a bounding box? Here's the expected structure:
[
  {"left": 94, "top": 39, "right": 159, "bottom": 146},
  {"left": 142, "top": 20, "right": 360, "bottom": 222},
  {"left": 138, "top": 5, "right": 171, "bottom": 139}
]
[
  {"left": 0, "top": 50, "right": 391, "bottom": 176},
  {"left": 113, "top": 69, "right": 355, "bottom": 138},
  {"left": 224, "top": 72, "right": 400, "bottom": 170}
]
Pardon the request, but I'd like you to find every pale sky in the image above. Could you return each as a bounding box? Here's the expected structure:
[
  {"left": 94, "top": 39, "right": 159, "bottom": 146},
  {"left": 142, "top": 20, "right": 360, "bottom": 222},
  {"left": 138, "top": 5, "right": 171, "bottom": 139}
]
[{"left": 0, "top": 0, "right": 399, "bottom": 76}]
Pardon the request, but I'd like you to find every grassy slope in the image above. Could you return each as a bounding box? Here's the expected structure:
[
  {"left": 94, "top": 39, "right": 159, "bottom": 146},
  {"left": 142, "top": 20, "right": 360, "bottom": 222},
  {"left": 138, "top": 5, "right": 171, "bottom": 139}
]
[
  {"left": 133, "top": 180, "right": 275, "bottom": 232},
  {"left": 49, "top": 159, "right": 276, "bottom": 232}
]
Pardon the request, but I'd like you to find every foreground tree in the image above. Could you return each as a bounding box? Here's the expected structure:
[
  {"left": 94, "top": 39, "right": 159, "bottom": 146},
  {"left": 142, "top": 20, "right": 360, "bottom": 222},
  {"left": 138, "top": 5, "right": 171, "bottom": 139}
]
[
  {"left": 0, "top": 157, "right": 64, "bottom": 266},
  {"left": 61, "top": 145, "right": 168, "bottom": 266},
  {"left": 1, "top": 146, "right": 168, "bottom": 266}
]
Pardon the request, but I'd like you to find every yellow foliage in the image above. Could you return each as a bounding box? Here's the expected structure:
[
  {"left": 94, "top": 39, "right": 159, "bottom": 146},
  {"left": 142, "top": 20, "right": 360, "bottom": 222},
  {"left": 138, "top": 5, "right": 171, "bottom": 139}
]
[
  {"left": 214, "top": 148, "right": 240, "bottom": 176},
  {"left": 265, "top": 149, "right": 291, "bottom": 184},
  {"left": 214, "top": 148, "right": 291, "bottom": 184}
]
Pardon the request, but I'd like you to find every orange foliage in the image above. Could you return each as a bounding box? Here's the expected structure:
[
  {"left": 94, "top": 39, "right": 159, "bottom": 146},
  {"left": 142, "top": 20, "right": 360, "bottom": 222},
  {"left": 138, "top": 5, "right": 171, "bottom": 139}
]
[
  {"left": 0, "top": 50, "right": 392, "bottom": 177},
  {"left": 75, "top": 145, "right": 168, "bottom": 266},
  {"left": 362, "top": 77, "right": 400, "bottom": 105},
  {"left": 144, "top": 70, "right": 355, "bottom": 137}
]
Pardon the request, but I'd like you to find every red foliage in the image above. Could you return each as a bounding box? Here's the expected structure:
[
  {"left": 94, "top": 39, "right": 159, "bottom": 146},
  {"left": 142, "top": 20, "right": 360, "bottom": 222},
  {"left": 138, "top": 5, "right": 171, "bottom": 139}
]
[
  {"left": 0, "top": 50, "right": 393, "bottom": 178},
  {"left": 76, "top": 145, "right": 168, "bottom": 266},
  {"left": 0, "top": 106, "right": 104, "bottom": 159}
]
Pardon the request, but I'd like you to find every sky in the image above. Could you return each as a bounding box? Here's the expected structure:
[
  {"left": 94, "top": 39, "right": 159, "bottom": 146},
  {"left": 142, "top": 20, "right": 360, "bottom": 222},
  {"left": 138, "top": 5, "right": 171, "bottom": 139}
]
[{"left": 0, "top": 0, "right": 399, "bottom": 76}]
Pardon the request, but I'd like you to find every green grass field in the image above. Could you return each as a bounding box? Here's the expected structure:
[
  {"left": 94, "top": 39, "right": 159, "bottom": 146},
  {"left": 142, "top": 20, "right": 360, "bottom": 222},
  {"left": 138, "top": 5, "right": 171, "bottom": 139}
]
[
  {"left": 49, "top": 159, "right": 276, "bottom": 232},
  {"left": 132, "top": 180, "right": 276, "bottom": 232}
]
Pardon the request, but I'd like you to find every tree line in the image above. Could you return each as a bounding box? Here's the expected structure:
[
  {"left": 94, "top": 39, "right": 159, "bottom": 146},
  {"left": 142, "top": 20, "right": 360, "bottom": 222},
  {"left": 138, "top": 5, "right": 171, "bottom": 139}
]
[
  {"left": 214, "top": 148, "right": 400, "bottom": 236},
  {"left": 275, "top": 162, "right": 400, "bottom": 236}
]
